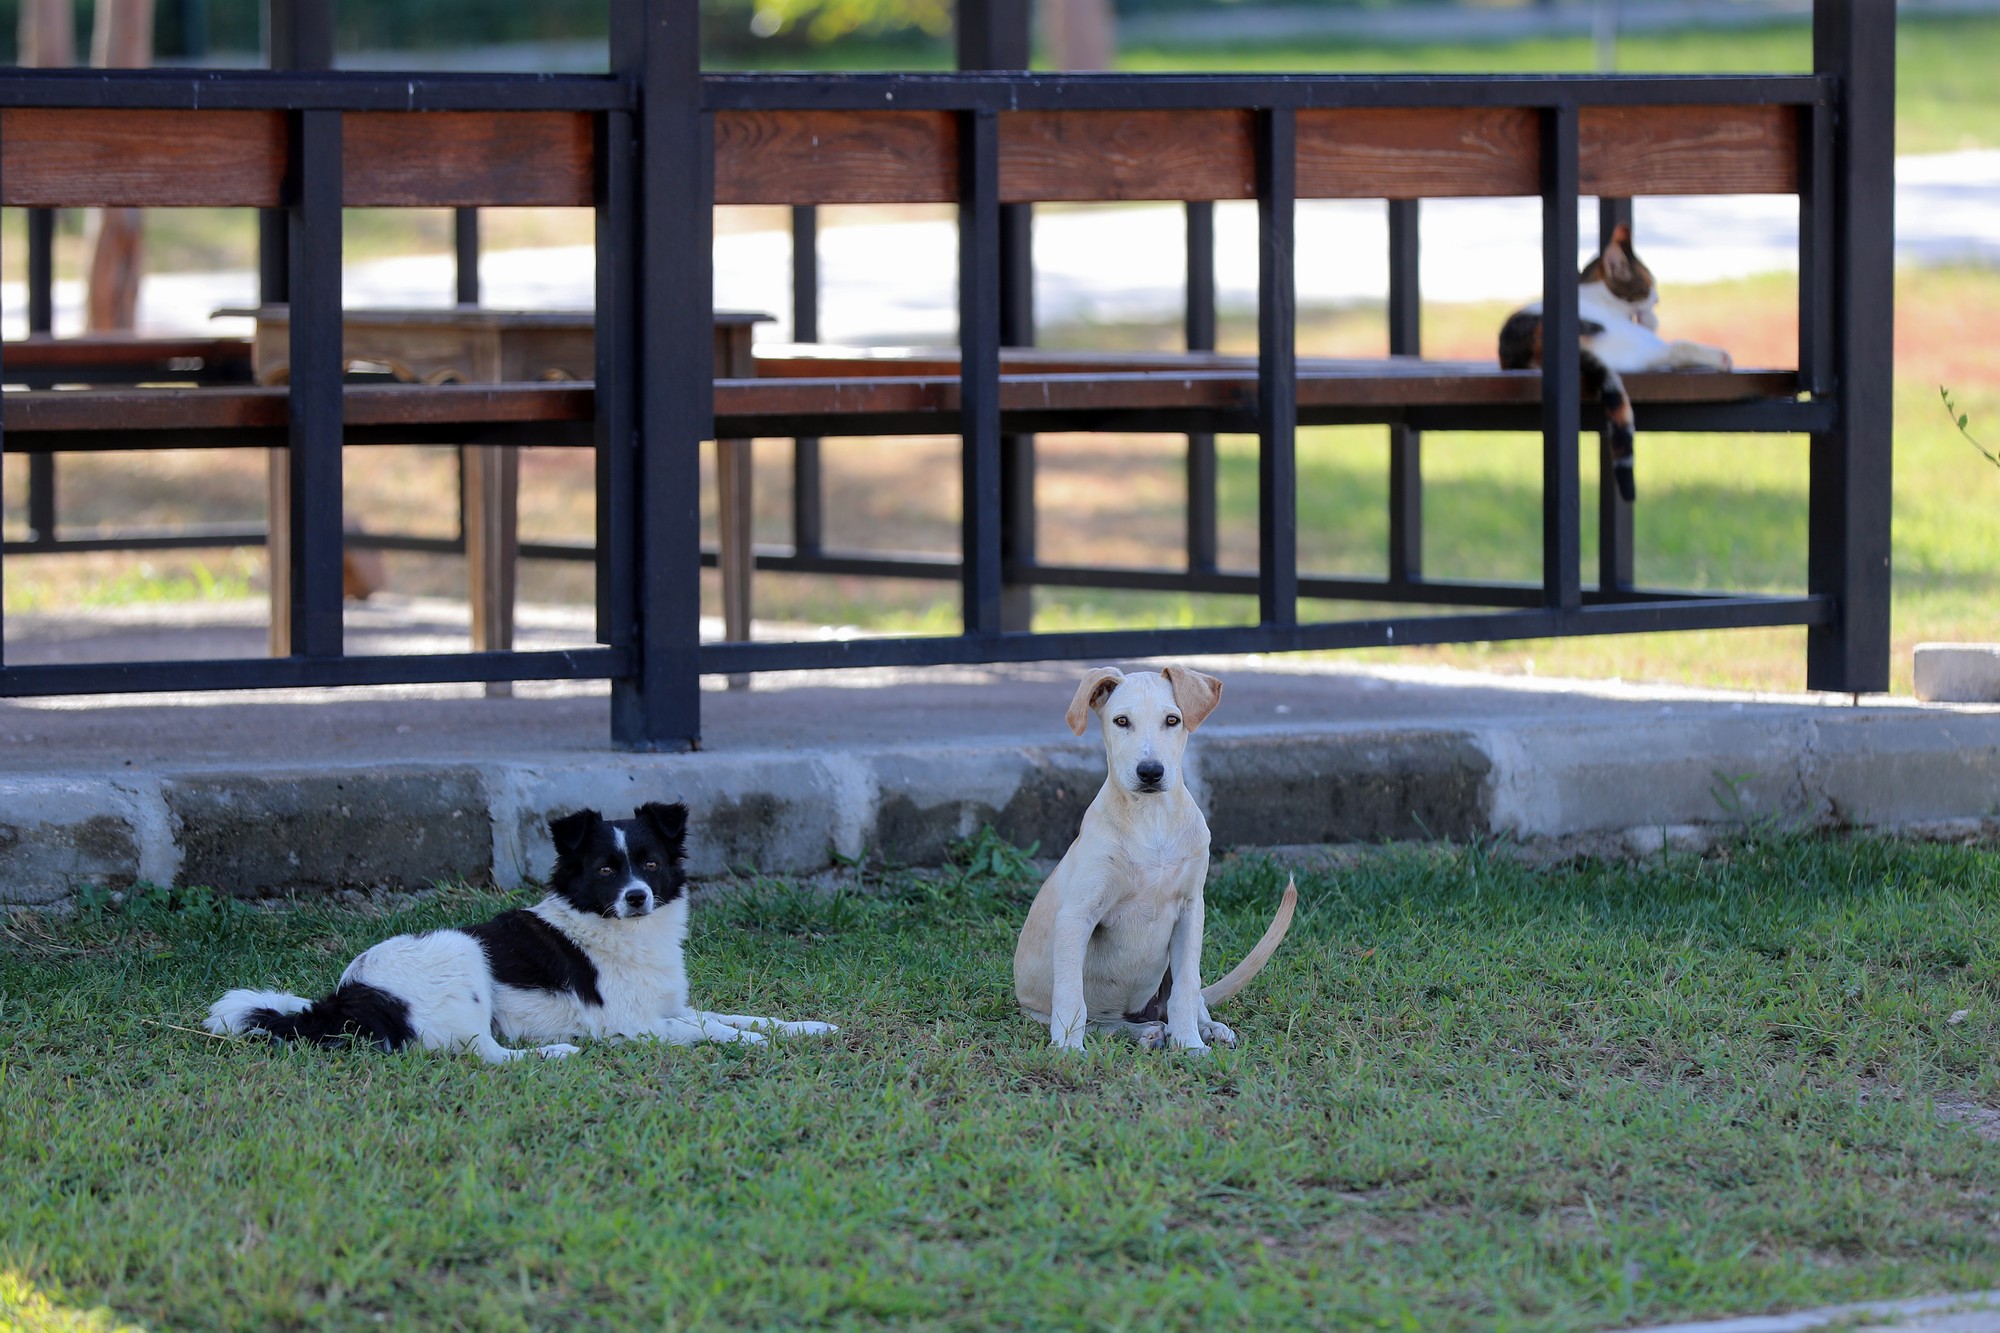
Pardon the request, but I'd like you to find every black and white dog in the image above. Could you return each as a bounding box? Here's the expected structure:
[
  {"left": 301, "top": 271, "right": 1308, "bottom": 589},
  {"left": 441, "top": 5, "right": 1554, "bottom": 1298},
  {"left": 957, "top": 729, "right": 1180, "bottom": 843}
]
[{"left": 204, "top": 802, "right": 836, "bottom": 1063}]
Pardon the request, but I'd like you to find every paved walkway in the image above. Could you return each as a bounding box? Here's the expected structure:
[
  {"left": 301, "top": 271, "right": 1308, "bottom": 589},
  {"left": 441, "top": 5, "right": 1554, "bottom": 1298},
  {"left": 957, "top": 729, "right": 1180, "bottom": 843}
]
[
  {"left": 5, "top": 597, "right": 1999, "bottom": 905},
  {"left": 1632, "top": 1290, "right": 2000, "bottom": 1332}
]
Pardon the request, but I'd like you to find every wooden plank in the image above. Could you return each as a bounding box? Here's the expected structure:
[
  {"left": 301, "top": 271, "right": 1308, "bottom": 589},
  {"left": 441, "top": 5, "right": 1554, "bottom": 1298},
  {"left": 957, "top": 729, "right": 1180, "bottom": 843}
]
[
  {"left": 343, "top": 111, "right": 595, "bottom": 207},
  {"left": 3, "top": 335, "right": 251, "bottom": 370},
  {"left": 1297, "top": 107, "right": 1540, "bottom": 199},
  {"left": 715, "top": 109, "right": 957, "bottom": 205},
  {"left": 998, "top": 109, "right": 1254, "bottom": 202},
  {"left": 0, "top": 367, "right": 1795, "bottom": 441},
  {"left": 1581, "top": 104, "right": 1799, "bottom": 196},
  {"left": 0, "top": 108, "right": 284, "bottom": 207}
]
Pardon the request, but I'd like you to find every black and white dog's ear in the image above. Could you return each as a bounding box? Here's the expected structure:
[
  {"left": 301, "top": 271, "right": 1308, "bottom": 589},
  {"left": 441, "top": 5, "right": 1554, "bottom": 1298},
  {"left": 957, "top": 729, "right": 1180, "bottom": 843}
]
[
  {"left": 549, "top": 808, "right": 603, "bottom": 856},
  {"left": 636, "top": 801, "right": 690, "bottom": 855}
]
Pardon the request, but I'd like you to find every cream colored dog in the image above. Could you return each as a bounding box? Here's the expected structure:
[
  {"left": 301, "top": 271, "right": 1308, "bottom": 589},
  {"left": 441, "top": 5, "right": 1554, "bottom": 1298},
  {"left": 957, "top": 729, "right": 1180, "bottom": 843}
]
[{"left": 1013, "top": 664, "right": 1297, "bottom": 1053}]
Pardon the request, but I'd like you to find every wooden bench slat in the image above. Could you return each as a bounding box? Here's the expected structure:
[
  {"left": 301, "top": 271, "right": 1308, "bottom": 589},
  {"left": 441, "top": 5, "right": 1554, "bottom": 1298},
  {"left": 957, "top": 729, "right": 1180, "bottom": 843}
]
[
  {"left": 1, "top": 103, "right": 1801, "bottom": 209},
  {"left": 344, "top": 111, "right": 595, "bottom": 208},
  {"left": 1, "top": 366, "right": 1794, "bottom": 441},
  {"left": 1, "top": 108, "right": 286, "bottom": 207},
  {"left": 1298, "top": 107, "right": 1540, "bottom": 199},
  {"left": 715, "top": 109, "right": 959, "bottom": 206},
  {"left": 3, "top": 335, "right": 253, "bottom": 371},
  {"left": 1580, "top": 104, "right": 1798, "bottom": 196}
]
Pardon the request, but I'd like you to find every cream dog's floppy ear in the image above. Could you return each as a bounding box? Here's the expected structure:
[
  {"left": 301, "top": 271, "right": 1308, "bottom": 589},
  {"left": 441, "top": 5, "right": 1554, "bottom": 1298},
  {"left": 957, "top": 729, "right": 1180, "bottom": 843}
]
[
  {"left": 1064, "top": 667, "right": 1125, "bottom": 736},
  {"left": 1160, "top": 663, "right": 1223, "bottom": 730}
]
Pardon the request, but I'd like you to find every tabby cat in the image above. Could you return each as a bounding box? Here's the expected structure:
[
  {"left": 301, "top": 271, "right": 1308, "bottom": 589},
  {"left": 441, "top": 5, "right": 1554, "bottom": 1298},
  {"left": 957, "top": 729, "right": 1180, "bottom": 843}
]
[{"left": 1498, "top": 224, "right": 1733, "bottom": 502}]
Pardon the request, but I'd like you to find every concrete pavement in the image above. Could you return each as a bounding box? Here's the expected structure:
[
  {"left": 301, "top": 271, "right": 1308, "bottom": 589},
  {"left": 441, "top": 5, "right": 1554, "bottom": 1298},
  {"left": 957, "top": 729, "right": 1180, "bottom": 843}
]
[{"left": 4, "top": 597, "right": 1999, "bottom": 905}]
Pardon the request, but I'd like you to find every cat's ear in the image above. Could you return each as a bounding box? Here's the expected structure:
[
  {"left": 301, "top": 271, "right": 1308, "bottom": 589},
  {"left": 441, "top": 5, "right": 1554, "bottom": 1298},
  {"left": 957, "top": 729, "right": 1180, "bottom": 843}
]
[{"left": 1601, "top": 223, "right": 1637, "bottom": 283}]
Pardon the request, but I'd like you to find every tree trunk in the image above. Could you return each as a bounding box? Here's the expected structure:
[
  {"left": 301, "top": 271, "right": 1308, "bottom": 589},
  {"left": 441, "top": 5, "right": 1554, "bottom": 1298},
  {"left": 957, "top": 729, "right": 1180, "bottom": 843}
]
[
  {"left": 1036, "top": 0, "right": 1114, "bottom": 72},
  {"left": 85, "top": 0, "right": 155, "bottom": 332},
  {"left": 19, "top": 0, "right": 76, "bottom": 66}
]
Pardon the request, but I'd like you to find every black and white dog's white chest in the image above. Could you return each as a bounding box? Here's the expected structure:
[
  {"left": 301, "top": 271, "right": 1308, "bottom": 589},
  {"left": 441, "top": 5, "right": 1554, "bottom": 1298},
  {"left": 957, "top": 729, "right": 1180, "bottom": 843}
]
[{"left": 476, "top": 900, "right": 690, "bottom": 1043}]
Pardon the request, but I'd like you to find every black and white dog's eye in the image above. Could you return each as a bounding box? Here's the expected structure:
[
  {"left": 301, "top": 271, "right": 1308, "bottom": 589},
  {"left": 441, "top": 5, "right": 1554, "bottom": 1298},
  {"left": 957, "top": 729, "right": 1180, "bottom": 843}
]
[
  {"left": 1113, "top": 715, "right": 1131, "bottom": 728},
  {"left": 1165, "top": 715, "right": 1181, "bottom": 727},
  {"left": 642, "top": 860, "right": 659, "bottom": 871},
  {"left": 596, "top": 866, "right": 613, "bottom": 876}
]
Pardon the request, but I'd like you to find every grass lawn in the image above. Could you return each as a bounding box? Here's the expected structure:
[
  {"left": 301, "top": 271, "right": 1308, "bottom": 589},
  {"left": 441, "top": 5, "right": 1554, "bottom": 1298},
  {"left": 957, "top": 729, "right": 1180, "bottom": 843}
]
[{"left": 6, "top": 835, "right": 2000, "bottom": 1329}]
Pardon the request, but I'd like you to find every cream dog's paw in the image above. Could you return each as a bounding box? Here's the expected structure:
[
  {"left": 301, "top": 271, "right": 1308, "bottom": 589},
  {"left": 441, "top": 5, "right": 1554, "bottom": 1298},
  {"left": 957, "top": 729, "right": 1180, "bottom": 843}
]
[
  {"left": 1128, "top": 1021, "right": 1168, "bottom": 1051},
  {"left": 1199, "top": 1018, "right": 1237, "bottom": 1048},
  {"left": 537, "top": 1043, "right": 581, "bottom": 1059}
]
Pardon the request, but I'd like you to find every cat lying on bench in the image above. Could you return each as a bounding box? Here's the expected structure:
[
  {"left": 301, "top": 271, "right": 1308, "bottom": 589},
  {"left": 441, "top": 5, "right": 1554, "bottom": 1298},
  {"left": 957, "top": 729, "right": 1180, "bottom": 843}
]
[{"left": 1499, "top": 223, "right": 1733, "bottom": 502}]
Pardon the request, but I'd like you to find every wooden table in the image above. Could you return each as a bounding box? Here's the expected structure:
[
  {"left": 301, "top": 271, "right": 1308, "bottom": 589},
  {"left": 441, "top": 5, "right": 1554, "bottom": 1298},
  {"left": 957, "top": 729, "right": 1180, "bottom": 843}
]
[{"left": 230, "top": 307, "right": 768, "bottom": 691}]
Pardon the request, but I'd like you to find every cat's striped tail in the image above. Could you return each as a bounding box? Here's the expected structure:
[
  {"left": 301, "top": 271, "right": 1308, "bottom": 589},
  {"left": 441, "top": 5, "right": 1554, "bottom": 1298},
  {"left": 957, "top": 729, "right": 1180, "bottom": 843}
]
[{"left": 1581, "top": 350, "right": 1637, "bottom": 502}]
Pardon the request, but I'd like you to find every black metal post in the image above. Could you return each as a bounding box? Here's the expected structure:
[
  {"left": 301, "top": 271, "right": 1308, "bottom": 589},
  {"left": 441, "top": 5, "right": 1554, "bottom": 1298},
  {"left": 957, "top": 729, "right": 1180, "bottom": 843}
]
[
  {"left": 594, "top": 106, "right": 636, "bottom": 669},
  {"left": 25, "top": 208, "right": 57, "bottom": 547},
  {"left": 27, "top": 210, "right": 54, "bottom": 335},
  {"left": 1798, "top": 94, "right": 1837, "bottom": 398},
  {"left": 790, "top": 204, "right": 824, "bottom": 556},
  {"left": 1185, "top": 199, "right": 1218, "bottom": 575},
  {"left": 1807, "top": 0, "right": 1893, "bottom": 693},
  {"left": 957, "top": 0, "right": 1036, "bottom": 631},
  {"left": 1597, "top": 195, "right": 1634, "bottom": 591},
  {"left": 959, "top": 107, "right": 1005, "bottom": 637},
  {"left": 285, "top": 106, "right": 346, "bottom": 658},
  {"left": 1540, "top": 105, "right": 1582, "bottom": 612},
  {"left": 1255, "top": 107, "right": 1298, "bottom": 627},
  {"left": 609, "top": 0, "right": 708, "bottom": 749},
  {"left": 454, "top": 207, "right": 479, "bottom": 304},
  {"left": 1387, "top": 197, "right": 1422, "bottom": 584},
  {"left": 259, "top": 1, "right": 334, "bottom": 304}
]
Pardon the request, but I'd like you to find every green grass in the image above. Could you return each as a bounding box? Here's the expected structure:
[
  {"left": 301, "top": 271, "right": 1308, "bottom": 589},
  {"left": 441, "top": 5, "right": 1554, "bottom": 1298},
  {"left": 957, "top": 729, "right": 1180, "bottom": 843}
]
[
  {"left": 8, "top": 836, "right": 2000, "bottom": 1329},
  {"left": 1121, "top": 14, "right": 2000, "bottom": 157}
]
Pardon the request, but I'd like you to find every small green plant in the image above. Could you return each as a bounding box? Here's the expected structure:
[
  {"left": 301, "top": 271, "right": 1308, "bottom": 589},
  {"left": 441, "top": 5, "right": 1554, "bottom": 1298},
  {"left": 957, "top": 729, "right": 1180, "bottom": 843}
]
[
  {"left": 947, "top": 826, "right": 1041, "bottom": 886},
  {"left": 1941, "top": 386, "right": 2000, "bottom": 471},
  {"left": 76, "top": 881, "right": 247, "bottom": 926}
]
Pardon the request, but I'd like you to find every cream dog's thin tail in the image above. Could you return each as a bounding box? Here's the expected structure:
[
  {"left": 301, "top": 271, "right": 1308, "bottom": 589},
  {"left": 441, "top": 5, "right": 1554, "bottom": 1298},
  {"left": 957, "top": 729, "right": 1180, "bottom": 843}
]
[{"left": 1202, "top": 876, "right": 1298, "bottom": 1006}]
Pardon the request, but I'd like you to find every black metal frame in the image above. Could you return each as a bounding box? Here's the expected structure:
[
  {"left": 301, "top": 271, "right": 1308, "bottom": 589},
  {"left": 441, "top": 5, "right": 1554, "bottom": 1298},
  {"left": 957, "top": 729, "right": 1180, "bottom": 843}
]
[{"left": 0, "top": 0, "right": 1893, "bottom": 752}]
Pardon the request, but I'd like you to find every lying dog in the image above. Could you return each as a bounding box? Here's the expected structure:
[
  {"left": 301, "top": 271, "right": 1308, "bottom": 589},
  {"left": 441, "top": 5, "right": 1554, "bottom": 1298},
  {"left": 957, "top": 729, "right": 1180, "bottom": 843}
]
[
  {"left": 1014, "top": 664, "right": 1296, "bottom": 1053},
  {"left": 205, "top": 801, "right": 837, "bottom": 1062}
]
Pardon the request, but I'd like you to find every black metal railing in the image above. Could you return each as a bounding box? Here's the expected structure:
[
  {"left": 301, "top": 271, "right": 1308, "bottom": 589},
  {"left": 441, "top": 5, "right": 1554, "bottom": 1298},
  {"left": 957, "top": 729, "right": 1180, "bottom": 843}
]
[{"left": 0, "top": 0, "right": 1894, "bottom": 754}]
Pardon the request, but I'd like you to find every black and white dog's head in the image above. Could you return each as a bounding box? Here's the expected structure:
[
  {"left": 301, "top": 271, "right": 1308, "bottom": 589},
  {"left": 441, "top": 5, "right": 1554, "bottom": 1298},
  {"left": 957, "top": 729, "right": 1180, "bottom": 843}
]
[{"left": 547, "top": 802, "right": 689, "bottom": 920}]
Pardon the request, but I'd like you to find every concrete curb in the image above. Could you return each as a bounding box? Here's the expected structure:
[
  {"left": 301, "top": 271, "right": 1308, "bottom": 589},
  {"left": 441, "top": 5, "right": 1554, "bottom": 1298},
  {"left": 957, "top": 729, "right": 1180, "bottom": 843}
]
[{"left": 6, "top": 698, "right": 2000, "bottom": 904}]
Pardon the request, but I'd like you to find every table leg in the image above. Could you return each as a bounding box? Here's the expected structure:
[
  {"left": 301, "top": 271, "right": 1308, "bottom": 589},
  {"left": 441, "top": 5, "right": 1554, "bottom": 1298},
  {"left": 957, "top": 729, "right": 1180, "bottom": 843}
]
[
  {"left": 464, "top": 443, "right": 520, "bottom": 698},
  {"left": 267, "top": 450, "right": 291, "bottom": 656},
  {"left": 717, "top": 437, "right": 753, "bottom": 691}
]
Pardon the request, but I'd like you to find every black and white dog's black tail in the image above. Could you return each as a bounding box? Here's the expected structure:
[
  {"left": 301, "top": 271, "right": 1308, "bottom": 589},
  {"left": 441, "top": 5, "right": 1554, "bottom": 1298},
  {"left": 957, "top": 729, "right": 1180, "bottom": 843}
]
[{"left": 204, "top": 982, "right": 416, "bottom": 1052}]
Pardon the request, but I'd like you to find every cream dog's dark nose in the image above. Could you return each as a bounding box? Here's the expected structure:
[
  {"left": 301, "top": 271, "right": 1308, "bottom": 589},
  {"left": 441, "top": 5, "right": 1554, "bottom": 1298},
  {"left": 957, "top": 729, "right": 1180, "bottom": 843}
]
[{"left": 1136, "top": 759, "right": 1165, "bottom": 786}]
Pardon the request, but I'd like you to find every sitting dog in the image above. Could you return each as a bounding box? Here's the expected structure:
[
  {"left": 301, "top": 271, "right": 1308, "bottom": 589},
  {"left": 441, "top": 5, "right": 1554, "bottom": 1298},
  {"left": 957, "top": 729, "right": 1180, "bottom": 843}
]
[
  {"left": 205, "top": 801, "right": 837, "bottom": 1062},
  {"left": 1013, "top": 664, "right": 1296, "bottom": 1053}
]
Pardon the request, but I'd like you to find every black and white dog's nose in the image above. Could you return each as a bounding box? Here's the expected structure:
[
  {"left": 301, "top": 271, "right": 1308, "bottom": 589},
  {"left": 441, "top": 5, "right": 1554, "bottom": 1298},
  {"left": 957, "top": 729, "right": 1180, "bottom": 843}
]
[
  {"left": 624, "top": 888, "right": 649, "bottom": 911},
  {"left": 1136, "top": 759, "right": 1165, "bottom": 786}
]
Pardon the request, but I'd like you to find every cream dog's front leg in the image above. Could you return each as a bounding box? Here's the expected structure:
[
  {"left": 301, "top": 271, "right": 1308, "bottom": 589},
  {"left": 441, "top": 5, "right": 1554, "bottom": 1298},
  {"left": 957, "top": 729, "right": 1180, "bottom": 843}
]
[
  {"left": 1165, "top": 900, "right": 1209, "bottom": 1053},
  {"left": 1048, "top": 909, "right": 1093, "bottom": 1050}
]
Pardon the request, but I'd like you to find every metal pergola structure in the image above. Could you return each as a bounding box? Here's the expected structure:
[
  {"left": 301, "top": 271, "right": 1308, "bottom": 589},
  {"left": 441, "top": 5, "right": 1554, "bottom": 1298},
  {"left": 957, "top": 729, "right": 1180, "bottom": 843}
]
[{"left": 0, "top": 1, "right": 1894, "bottom": 752}]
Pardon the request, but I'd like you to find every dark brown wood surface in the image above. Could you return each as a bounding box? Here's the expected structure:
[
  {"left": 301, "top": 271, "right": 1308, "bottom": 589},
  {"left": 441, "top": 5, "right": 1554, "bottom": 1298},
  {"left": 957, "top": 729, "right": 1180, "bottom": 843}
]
[
  {"left": 3, "top": 364, "right": 1793, "bottom": 444},
  {"left": 3, "top": 334, "right": 252, "bottom": 370},
  {"left": 1580, "top": 104, "right": 1799, "bottom": 196},
  {"left": 343, "top": 111, "right": 595, "bottom": 208},
  {"left": 715, "top": 109, "right": 959, "bottom": 206},
  {"left": 999, "top": 109, "right": 1256, "bottom": 202},
  {"left": 0, "top": 101, "right": 1804, "bottom": 210},
  {"left": 1298, "top": 107, "right": 1541, "bottom": 199},
  {"left": 1, "top": 108, "right": 286, "bottom": 207}
]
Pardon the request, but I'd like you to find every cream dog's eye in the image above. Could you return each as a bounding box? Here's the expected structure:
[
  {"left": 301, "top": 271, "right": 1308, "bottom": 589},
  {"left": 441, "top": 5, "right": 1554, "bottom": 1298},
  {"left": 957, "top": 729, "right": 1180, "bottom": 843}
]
[
  {"left": 1112, "top": 715, "right": 1131, "bottom": 728},
  {"left": 1165, "top": 715, "right": 1181, "bottom": 727}
]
